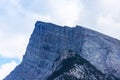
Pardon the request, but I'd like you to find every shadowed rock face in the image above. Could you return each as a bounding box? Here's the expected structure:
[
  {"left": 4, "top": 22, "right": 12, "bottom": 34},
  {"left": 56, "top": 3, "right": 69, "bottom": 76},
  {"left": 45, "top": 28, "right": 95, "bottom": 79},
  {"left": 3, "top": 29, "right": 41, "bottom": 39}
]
[
  {"left": 47, "top": 50, "right": 117, "bottom": 80},
  {"left": 4, "top": 21, "right": 120, "bottom": 80}
]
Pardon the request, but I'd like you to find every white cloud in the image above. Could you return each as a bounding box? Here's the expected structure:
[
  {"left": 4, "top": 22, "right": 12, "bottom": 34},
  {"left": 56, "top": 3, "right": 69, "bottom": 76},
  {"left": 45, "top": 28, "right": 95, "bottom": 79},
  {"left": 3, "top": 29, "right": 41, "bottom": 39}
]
[
  {"left": 0, "top": 34, "right": 27, "bottom": 60},
  {"left": 47, "top": 0, "right": 83, "bottom": 26},
  {"left": 0, "top": 61, "right": 17, "bottom": 80},
  {"left": 96, "top": 16, "right": 120, "bottom": 39},
  {"left": 97, "top": 16, "right": 120, "bottom": 27},
  {"left": 99, "top": 0, "right": 120, "bottom": 20},
  {"left": 94, "top": 0, "right": 120, "bottom": 39},
  {"left": 20, "top": 0, "right": 82, "bottom": 26}
]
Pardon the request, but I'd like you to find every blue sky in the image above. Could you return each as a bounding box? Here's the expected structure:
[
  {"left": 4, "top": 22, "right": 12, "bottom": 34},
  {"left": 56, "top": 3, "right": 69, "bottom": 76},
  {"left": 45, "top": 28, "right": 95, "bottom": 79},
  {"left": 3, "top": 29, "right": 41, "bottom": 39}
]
[
  {"left": 0, "top": 0, "right": 120, "bottom": 79},
  {"left": 0, "top": 56, "right": 20, "bottom": 65}
]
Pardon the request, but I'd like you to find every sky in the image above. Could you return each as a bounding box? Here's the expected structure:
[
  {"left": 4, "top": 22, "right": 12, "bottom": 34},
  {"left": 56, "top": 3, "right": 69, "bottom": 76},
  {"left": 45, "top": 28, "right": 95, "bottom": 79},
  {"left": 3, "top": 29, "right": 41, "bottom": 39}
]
[{"left": 0, "top": 0, "right": 120, "bottom": 80}]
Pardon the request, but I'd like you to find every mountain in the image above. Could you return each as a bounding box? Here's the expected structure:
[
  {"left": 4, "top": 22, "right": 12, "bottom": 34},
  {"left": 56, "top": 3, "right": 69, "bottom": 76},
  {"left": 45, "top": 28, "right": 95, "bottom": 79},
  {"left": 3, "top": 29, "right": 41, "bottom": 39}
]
[
  {"left": 4, "top": 21, "right": 120, "bottom": 80},
  {"left": 47, "top": 50, "right": 117, "bottom": 80}
]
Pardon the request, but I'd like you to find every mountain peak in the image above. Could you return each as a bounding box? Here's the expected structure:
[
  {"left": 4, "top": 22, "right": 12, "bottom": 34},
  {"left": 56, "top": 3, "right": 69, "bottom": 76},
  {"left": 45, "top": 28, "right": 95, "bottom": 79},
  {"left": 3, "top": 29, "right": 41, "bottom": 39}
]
[{"left": 4, "top": 21, "right": 120, "bottom": 80}]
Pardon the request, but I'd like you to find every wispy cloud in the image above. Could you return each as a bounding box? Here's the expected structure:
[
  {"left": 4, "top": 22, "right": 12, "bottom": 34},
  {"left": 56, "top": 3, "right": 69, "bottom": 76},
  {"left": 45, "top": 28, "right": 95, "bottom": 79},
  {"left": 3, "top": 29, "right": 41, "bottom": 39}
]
[
  {"left": 46, "top": 0, "right": 82, "bottom": 26},
  {"left": 0, "top": 61, "right": 17, "bottom": 80}
]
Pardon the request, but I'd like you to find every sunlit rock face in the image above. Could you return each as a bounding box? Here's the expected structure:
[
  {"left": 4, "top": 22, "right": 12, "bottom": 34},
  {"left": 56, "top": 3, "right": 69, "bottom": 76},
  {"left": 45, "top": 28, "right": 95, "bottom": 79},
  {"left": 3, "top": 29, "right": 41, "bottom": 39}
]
[{"left": 4, "top": 21, "right": 120, "bottom": 80}]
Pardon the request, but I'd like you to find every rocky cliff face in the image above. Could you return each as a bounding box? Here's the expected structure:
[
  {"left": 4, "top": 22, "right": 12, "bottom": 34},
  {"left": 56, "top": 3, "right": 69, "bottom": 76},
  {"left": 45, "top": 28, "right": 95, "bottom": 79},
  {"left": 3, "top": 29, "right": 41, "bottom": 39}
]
[
  {"left": 4, "top": 21, "right": 120, "bottom": 80},
  {"left": 47, "top": 50, "right": 117, "bottom": 80}
]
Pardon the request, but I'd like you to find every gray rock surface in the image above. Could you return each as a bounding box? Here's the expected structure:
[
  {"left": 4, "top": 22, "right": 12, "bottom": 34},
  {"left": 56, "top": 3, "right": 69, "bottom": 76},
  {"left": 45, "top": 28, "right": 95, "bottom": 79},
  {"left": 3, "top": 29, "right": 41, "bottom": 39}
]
[
  {"left": 4, "top": 21, "right": 120, "bottom": 80},
  {"left": 47, "top": 50, "right": 117, "bottom": 80}
]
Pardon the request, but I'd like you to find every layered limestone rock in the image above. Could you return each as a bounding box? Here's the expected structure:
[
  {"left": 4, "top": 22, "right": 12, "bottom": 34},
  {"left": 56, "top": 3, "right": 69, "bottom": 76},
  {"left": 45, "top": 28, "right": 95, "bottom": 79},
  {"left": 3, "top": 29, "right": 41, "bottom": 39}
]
[
  {"left": 47, "top": 50, "right": 117, "bottom": 80},
  {"left": 4, "top": 21, "right": 120, "bottom": 80}
]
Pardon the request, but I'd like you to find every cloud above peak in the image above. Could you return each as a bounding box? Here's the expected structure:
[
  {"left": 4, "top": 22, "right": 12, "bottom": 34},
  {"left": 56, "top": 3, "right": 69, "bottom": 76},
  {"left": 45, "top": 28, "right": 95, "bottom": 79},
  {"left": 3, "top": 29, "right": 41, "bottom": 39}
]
[{"left": 46, "top": 0, "right": 82, "bottom": 26}]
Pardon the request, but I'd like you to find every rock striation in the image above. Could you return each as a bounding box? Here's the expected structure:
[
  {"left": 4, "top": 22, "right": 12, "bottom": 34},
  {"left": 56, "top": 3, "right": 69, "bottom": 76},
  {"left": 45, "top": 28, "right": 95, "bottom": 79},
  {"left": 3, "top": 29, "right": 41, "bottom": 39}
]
[{"left": 4, "top": 21, "right": 120, "bottom": 80}]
